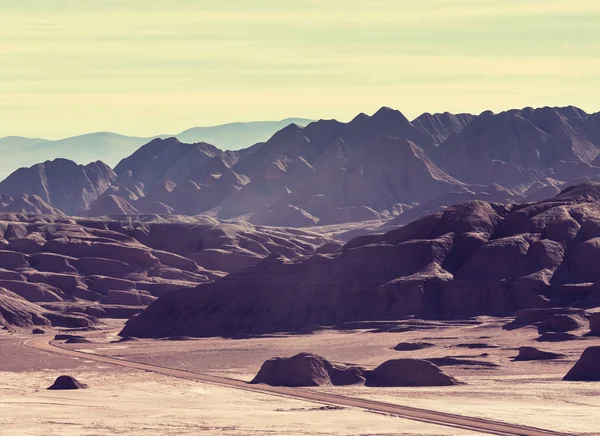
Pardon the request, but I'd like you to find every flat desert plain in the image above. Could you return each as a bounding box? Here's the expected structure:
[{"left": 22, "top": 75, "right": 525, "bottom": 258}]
[{"left": 1, "top": 317, "right": 599, "bottom": 435}]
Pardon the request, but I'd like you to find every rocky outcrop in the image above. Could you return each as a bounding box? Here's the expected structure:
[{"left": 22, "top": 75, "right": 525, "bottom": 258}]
[
  {"left": 47, "top": 375, "right": 88, "bottom": 390},
  {"left": 394, "top": 342, "right": 435, "bottom": 351},
  {"left": 250, "top": 353, "right": 456, "bottom": 388},
  {"left": 121, "top": 182, "right": 600, "bottom": 338},
  {"left": 505, "top": 308, "right": 588, "bottom": 330},
  {"left": 365, "top": 359, "right": 457, "bottom": 387},
  {"left": 64, "top": 337, "right": 91, "bottom": 344},
  {"left": 537, "top": 314, "right": 584, "bottom": 334},
  {"left": 514, "top": 347, "right": 565, "bottom": 361},
  {"left": 0, "top": 213, "right": 335, "bottom": 327},
  {"left": 0, "top": 287, "right": 96, "bottom": 329},
  {"left": 250, "top": 353, "right": 365, "bottom": 387},
  {"left": 564, "top": 346, "right": 600, "bottom": 381},
  {"left": 537, "top": 332, "right": 580, "bottom": 342}
]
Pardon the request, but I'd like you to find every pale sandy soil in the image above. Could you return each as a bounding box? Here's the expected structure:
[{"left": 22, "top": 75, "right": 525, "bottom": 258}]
[
  {"left": 2, "top": 316, "right": 599, "bottom": 435},
  {"left": 0, "top": 330, "right": 483, "bottom": 436},
  {"left": 0, "top": 367, "right": 479, "bottom": 436},
  {"left": 50, "top": 317, "right": 600, "bottom": 435}
]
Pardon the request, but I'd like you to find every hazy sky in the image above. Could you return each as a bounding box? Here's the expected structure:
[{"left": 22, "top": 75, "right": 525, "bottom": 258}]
[{"left": 1, "top": 0, "right": 599, "bottom": 138}]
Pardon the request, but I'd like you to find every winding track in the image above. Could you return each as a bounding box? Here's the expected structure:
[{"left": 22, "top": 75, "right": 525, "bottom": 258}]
[{"left": 25, "top": 337, "right": 569, "bottom": 436}]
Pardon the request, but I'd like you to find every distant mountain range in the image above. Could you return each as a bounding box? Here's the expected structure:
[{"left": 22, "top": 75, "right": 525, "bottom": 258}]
[
  {"left": 0, "top": 118, "right": 312, "bottom": 179},
  {"left": 2, "top": 106, "right": 600, "bottom": 233}
]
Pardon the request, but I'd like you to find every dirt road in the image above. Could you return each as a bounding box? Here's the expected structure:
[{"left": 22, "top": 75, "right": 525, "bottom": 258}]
[{"left": 24, "top": 336, "right": 569, "bottom": 436}]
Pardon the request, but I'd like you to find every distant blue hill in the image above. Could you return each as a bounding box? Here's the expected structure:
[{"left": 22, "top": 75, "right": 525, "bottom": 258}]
[{"left": 0, "top": 118, "right": 312, "bottom": 180}]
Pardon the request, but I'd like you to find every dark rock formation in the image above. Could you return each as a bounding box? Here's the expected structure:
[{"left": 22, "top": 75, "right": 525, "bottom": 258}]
[
  {"left": 564, "top": 347, "right": 600, "bottom": 381},
  {"left": 456, "top": 343, "right": 499, "bottom": 349},
  {"left": 64, "top": 337, "right": 92, "bottom": 344},
  {"left": 47, "top": 375, "right": 88, "bottom": 390},
  {"left": 0, "top": 213, "right": 332, "bottom": 327},
  {"left": 250, "top": 353, "right": 365, "bottom": 387},
  {"left": 537, "top": 332, "right": 580, "bottom": 342},
  {"left": 505, "top": 308, "right": 588, "bottom": 330},
  {"left": 54, "top": 334, "right": 86, "bottom": 341},
  {"left": 514, "top": 346, "right": 565, "bottom": 361},
  {"left": 0, "top": 287, "right": 94, "bottom": 329},
  {"left": 537, "top": 314, "right": 583, "bottom": 334},
  {"left": 394, "top": 342, "right": 435, "bottom": 351},
  {"left": 251, "top": 354, "right": 457, "bottom": 388},
  {"left": 365, "top": 359, "right": 457, "bottom": 387},
  {"left": 425, "top": 357, "right": 499, "bottom": 368},
  {"left": 122, "top": 183, "right": 600, "bottom": 338},
  {"left": 32, "top": 328, "right": 45, "bottom": 334}
]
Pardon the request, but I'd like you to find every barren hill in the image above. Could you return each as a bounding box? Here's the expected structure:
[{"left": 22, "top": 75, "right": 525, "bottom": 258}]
[
  {"left": 122, "top": 182, "right": 600, "bottom": 338},
  {"left": 0, "top": 213, "right": 333, "bottom": 329}
]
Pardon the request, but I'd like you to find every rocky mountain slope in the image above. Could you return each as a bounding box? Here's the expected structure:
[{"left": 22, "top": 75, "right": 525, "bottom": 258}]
[
  {"left": 2, "top": 106, "right": 600, "bottom": 231},
  {"left": 0, "top": 159, "right": 117, "bottom": 215},
  {"left": 0, "top": 213, "right": 332, "bottom": 329},
  {"left": 121, "top": 182, "right": 600, "bottom": 338},
  {"left": 0, "top": 119, "right": 312, "bottom": 180}
]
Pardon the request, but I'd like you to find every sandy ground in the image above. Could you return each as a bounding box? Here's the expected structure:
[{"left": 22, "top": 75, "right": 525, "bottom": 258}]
[
  {"left": 0, "top": 366, "right": 478, "bottom": 436},
  {"left": 2, "top": 316, "right": 599, "bottom": 435},
  {"left": 0, "top": 331, "right": 483, "bottom": 436}
]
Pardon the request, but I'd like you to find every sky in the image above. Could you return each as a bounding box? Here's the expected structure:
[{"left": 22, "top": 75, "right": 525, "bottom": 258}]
[{"left": 1, "top": 0, "right": 599, "bottom": 139}]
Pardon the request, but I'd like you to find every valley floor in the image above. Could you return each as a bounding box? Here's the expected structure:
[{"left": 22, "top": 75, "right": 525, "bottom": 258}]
[{"left": 1, "top": 317, "right": 599, "bottom": 435}]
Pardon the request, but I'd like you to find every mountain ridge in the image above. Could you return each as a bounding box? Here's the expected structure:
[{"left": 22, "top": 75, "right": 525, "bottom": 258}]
[
  {"left": 0, "top": 118, "right": 314, "bottom": 180},
  {"left": 2, "top": 105, "right": 600, "bottom": 230}
]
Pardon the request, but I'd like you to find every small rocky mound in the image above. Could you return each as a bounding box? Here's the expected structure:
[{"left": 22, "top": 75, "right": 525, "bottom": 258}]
[
  {"left": 504, "top": 308, "right": 588, "bottom": 330},
  {"left": 456, "top": 343, "right": 499, "bottom": 349},
  {"left": 47, "top": 375, "right": 88, "bottom": 390},
  {"left": 537, "top": 314, "right": 583, "bottom": 334},
  {"left": 32, "top": 328, "right": 45, "bottom": 334},
  {"left": 65, "top": 337, "right": 91, "bottom": 344},
  {"left": 365, "top": 359, "right": 457, "bottom": 387},
  {"left": 564, "top": 347, "right": 600, "bottom": 381},
  {"left": 514, "top": 347, "right": 565, "bottom": 361},
  {"left": 426, "top": 357, "right": 499, "bottom": 368},
  {"left": 394, "top": 342, "right": 435, "bottom": 351},
  {"left": 537, "top": 332, "right": 580, "bottom": 342},
  {"left": 250, "top": 353, "right": 365, "bottom": 387},
  {"left": 54, "top": 334, "right": 86, "bottom": 341}
]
